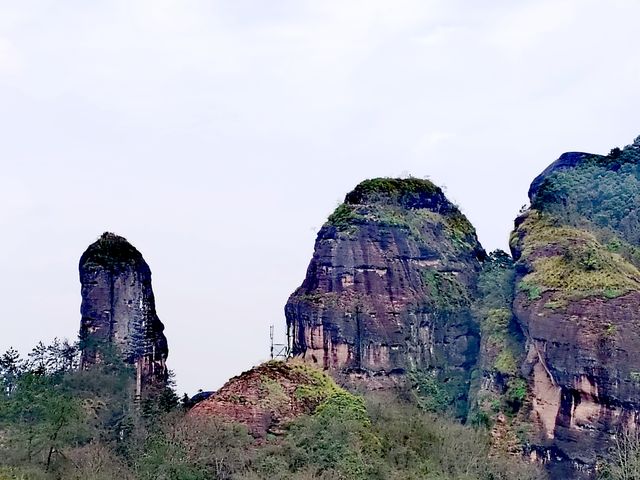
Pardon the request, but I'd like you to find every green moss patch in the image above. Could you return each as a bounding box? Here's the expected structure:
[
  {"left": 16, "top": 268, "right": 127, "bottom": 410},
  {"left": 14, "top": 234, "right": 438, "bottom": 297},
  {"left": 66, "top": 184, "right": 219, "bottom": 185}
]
[
  {"left": 511, "top": 211, "right": 595, "bottom": 258},
  {"left": 326, "top": 201, "right": 481, "bottom": 259},
  {"left": 313, "top": 390, "right": 369, "bottom": 424},
  {"left": 521, "top": 246, "right": 640, "bottom": 300},
  {"left": 544, "top": 299, "right": 568, "bottom": 310},
  {"left": 481, "top": 310, "right": 523, "bottom": 376},
  {"left": 481, "top": 308, "right": 511, "bottom": 335},
  {"left": 325, "top": 179, "right": 483, "bottom": 258},
  {"left": 421, "top": 270, "right": 471, "bottom": 312},
  {"left": 514, "top": 211, "right": 640, "bottom": 300},
  {"left": 518, "top": 281, "right": 542, "bottom": 301},
  {"left": 258, "top": 375, "right": 289, "bottom": 409},
  {"left": 296, "top": 291, "right": 340, "bottom": 307},
  {"left": 505, "top": 378, "right": 528, "bottom": 405},
  {"left": 494, "top": 350, "right": 518, "bottom": 376},
  {"left": 327, "top": 203, "right": 365, "bottom": 230}
]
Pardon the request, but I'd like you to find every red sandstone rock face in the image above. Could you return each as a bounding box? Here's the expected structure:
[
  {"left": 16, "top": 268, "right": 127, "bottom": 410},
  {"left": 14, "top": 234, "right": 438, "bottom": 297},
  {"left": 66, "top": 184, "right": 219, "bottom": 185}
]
[
  {"left": 189, "top": 361, "right": 341, "bottom": 438},
  {"left": 285, "top": 179, "right": 485, "bottom": 413},
  {"left": 513, "top": 290, "right": 640, "bottom": 474}
]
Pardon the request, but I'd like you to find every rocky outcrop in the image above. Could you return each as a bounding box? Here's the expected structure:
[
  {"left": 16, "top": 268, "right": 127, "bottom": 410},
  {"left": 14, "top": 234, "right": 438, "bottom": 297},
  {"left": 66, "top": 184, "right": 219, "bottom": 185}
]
[
  {"left": 511, "top": 137, "right": 640, "bottom": 478},
  {"left": 189, "top": 361, "right": 353, "bottom": 438},
  {"left": 528, "top": 152, "right": 591, "bottom": 201},
  {"left": 285, "top": 178, "right": 485, "bottom": 415},
  {"left": 79, "top": 232, "right": 168, "bottom": 392}
]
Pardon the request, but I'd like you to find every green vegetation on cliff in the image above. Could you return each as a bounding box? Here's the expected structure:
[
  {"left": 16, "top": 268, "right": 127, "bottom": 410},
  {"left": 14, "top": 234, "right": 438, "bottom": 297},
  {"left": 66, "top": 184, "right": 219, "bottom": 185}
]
[
  {"left": 326, "top": 178, "right": 482, "bottom": 259},
  {"left": 513, "top": 138, "right": 640, "bottom": 304},
  {"left": 326, "top": 177, "right": 447, "bottom": 232},
  {"left": 408, "top": 368, "right": 474, "bottom": 420},
  {"left": 466, "top": 250, "right": 530, "bottom": 444},
  {"left": 533, "top": 138, "right": 640, "bottom": 244},
  {"left": 474, "top": 251, "right": 523, "bottom": 378},
  {"left": 326, "top": 202, "right": 363, "bottom": 229},
  {"left": 290, "top": 361, "right": 360, "bottom": 411},
  {"left": 421, "top": 269, "right": 471, "bottom": 312},
  {"left": 513, "top": 212, "right": 640, "bottom": 301}
]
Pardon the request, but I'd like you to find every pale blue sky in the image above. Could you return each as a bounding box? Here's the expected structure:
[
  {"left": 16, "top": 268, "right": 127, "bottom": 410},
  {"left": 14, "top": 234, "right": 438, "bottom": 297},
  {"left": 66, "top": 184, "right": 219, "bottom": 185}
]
[{"left": 1, "top": 0, "right": 639, "bottom": 394}]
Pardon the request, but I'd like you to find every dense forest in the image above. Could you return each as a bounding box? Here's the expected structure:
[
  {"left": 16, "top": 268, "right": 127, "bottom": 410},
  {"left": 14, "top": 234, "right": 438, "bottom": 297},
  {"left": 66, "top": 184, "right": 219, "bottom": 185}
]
[{"left": 0, "top": 339, "right": 551, "bottom": 480}]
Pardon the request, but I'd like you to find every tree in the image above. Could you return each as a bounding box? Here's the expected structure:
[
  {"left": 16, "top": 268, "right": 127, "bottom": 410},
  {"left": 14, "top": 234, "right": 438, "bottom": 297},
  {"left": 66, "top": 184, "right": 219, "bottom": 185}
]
[
  {"left": 0, "top": 347, "right": 24, "bottom": 395},
  {"left": 27, "top": 341, "right": 48, "bottom": 375},
  {"left": 59, "top": 339, "right": 80, "bottom": 372},
  {"left": 0, "top": 372, "right": 82, "bottom": 468},
  {"left": 600, "top": 428, "right": 640, "bottom": 480}
]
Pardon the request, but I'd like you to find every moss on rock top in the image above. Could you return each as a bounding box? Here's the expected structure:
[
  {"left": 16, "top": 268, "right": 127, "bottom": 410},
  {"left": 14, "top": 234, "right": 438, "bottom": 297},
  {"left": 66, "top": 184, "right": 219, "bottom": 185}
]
[
  {"left": 326, "top": 178, "right": 481, "bottom": 256},
  {"left": 80, "top": 232, "right": 144, "bottom": 270},
  {"left": 513, "top": 207, "right": 640, "bottom": 302},
  {"left": 344, "top": 177, "right": 443, "bottom": 208}
]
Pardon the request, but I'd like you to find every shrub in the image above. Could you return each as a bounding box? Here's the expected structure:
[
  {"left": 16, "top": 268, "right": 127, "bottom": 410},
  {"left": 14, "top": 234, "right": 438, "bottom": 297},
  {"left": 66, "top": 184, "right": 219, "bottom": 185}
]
[
  {"left": 408, "top": 370, "right": 454, "bottom": 414},
  {"left": 494, "top": 351, "right": 518, "bottom": 376},
  {"left": 518, "top": 281, "right": 542, "bottom": 301},
  {"left": 598, "top": 427, "right": 640, "bottom": 480},
  {"left": 344, "top": 177, "right": 441, "bottom": 208},
  {"left": 505, "top": 378, "right": 528, "bottom": 406}
]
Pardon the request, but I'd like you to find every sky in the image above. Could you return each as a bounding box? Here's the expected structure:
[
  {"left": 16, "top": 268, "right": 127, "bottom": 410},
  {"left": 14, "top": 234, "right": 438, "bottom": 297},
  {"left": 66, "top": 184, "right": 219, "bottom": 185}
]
[{"left": 1, "top": 0, "right": 640, "bottom": 395}]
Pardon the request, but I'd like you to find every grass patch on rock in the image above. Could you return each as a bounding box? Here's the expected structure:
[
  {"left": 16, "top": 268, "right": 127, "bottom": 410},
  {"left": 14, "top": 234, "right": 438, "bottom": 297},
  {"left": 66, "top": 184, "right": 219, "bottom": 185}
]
[{"left": 513, "top": 210, "right": 640, "bottom": 300}]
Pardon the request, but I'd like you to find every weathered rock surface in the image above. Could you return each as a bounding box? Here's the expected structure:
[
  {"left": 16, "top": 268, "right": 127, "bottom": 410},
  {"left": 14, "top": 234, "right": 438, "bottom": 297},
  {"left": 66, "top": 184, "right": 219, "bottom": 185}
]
[
  {"left": 514, "top": 290, "right": 640, "bottom": 474},
  {"left": 79, "top": 232, "right": 168, "bottom": 390},
  {"left": 511, "top": 138, "right": 640, "bottom": 478},
  {"left": 189, "top": 361, "right": 348, "bottom": 438},
  {"left": 285, "top": 178, "right": 485, "bottom": 414}
]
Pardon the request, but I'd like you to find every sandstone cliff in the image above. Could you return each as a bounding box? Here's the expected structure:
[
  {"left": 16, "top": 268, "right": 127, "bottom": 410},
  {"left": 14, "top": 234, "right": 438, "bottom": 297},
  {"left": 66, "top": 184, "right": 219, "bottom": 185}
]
[
  {"left": 511, "top": 137, "right": 640, "bottom": 478},
  {"left": 285, "top": 178, "right": 485, "bottom": 416},
  {"left": 79, "top": 232, "right": 168, "bottom": 392}
]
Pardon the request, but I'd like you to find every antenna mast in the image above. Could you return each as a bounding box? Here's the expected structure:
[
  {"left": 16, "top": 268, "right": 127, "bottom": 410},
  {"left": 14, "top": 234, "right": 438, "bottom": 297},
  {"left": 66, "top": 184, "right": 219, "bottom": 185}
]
[{"left": 269, "top": 325, "right": 290, "bottom": 360}]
